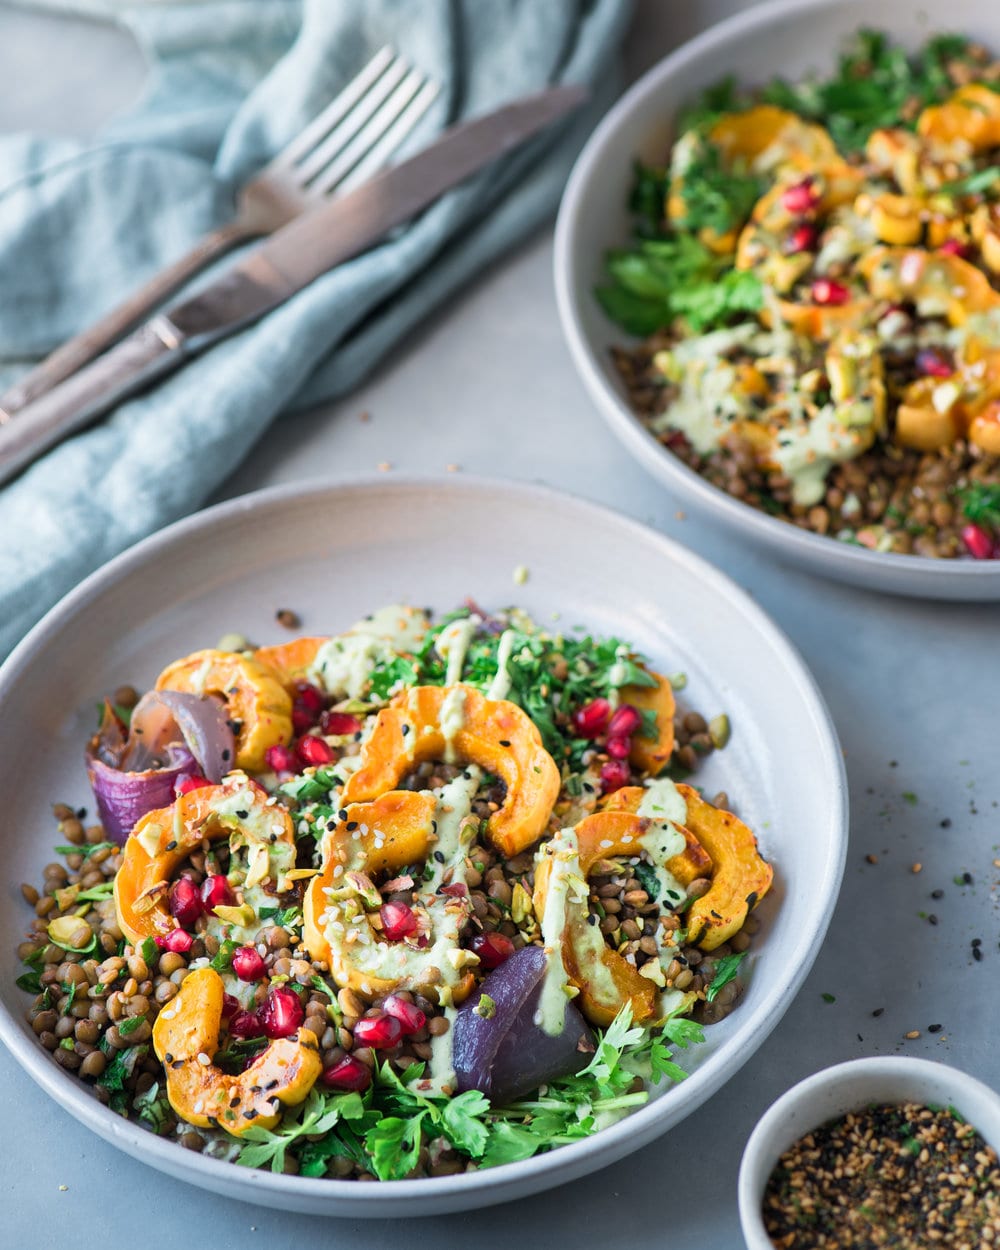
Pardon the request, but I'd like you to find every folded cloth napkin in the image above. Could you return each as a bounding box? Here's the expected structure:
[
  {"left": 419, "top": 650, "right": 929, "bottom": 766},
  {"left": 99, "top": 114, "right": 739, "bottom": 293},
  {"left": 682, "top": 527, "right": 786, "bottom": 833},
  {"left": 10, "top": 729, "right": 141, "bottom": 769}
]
[{"left": 0, "top": 0, "right": 632, "bottom": 660}]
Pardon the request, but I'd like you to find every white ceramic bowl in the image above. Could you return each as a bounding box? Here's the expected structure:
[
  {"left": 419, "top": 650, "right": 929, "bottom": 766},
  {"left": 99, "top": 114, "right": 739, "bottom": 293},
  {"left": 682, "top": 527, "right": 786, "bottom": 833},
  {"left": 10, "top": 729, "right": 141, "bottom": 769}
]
[
  {"left": 0, "top": 475, "right": 847, "bottom": 1215},
  {"left": 738, "top": 1056, "right": 1000, "bottom": 1248},
  {"left": 555, "top": 0, "right": 1000, "bottom": 600}
]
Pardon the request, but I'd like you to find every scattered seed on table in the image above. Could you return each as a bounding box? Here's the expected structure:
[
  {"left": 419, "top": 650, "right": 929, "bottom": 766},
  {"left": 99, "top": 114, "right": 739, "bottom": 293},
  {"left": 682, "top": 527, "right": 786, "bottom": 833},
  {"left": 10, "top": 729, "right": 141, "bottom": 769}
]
[
  {"left": 930, "top": 888, "right": 944, "bottom": 899},
  {"left": 910, "top": 862, "right": 922, "bottom": 873},
  {"left": 866, "top": 853, "right": 879, "bottom": 864},
  {"left": 928, "top": 1023, "right": 943, "bottom": 1033},
  {"left": 927, "top": 914, "right": 938, "bottom": 925},
  {"left": 940, "top": 818, "right": 952, "bottom": 828},
  {"left": 872, "top": 1007, "right": 884, "bottom": 1017},
  {"left": 275, "top": 608, "right": 301, "bottom": 630},
  {"left": 905, "top": 1030, "right": 921, "bottom": 1039}
]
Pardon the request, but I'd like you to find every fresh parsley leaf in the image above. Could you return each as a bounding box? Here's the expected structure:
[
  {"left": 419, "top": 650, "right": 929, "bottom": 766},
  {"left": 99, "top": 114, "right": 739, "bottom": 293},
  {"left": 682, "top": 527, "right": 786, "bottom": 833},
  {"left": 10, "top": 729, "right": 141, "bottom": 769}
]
[
  {"left": 705, "top": 951, "right": 747, "bottom": 1002},
  {"left": 958, "top": 482, "right": 1000, "bottom": 530},
  {"left": 237, "top": 1089, "right": 364, "bottom": 1173},
  {"left": 365, "top": 1113, "right": 425, "bottom": 1181},
  {"left": 939, "top": 166, "right": 1000, "bottom": 197},
  {"left": 662, "top": 1017, "right": 705, "bottom": 1050},
  {"left": 369, "top": 656, "right": 418, "bottom": 701},
  {"left": 98, "top": 1045, "right": 149, "bottom": 1095},
  {"left": 16, "top": 970, "right": 43, "bottom": 994},
  {"left": 637, "top": 708, "right": 659, "bottom": 741},
  {"left": 140, "top": 936, "right": 159, "bottom": 966},
  {"left": 440, "top": 1091, "right": 490, "bottom": 1158},
  {"left": 133, "top": 1082, "right": 173, "bottom": 1134},
  {"left": 480, "top": 1121, "right": 544, "bottom": 1167},
  {"left": 210, "top": 939, "right": 237, "bottom": 973},
  {"left": 633, "top": 861, "right": 661, "bottom": 902},
  {"left": 674, "top": 140, "right": 765, "bottom": 237}
]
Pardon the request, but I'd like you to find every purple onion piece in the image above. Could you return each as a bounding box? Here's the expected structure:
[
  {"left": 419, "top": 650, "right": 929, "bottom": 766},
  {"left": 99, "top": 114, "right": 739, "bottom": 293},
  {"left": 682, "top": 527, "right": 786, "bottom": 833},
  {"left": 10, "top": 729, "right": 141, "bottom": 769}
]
[
  {"left": 146, "top": 691, "right": 234, "bottom": 783},
  {"left": 453, "top": 946, "right": 593, "bottom": 1105},
  {"left": 86, "top": 744, "right": 196, "bottom": 845},
  {"left": 84, "top": 690, "right": 233, "bottom": 845}
]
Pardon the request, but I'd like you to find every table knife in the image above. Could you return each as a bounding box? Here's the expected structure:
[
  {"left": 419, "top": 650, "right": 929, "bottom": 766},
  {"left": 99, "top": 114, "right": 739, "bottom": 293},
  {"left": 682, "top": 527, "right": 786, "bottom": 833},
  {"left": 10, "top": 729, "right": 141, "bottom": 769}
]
[{"left": 0, "top": 83, "right": 585, "bottom": 485}]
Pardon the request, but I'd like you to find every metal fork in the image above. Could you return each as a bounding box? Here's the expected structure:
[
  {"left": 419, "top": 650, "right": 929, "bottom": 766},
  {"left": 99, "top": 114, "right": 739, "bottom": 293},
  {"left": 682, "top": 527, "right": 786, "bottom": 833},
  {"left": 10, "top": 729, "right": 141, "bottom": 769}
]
[{"left": 0, "top": 47, "right": 438, "bottom": 418}]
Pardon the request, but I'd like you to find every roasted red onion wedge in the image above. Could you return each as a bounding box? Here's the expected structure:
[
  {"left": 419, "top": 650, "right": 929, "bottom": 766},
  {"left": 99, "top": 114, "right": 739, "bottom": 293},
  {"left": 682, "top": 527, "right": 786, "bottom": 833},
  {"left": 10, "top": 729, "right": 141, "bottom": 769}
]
[
  {"left": 452, "top": 945, "right": 593, "bottom": 1105},
  {"left": 85, "top": 691, "right": 234, "bottom": 844}
]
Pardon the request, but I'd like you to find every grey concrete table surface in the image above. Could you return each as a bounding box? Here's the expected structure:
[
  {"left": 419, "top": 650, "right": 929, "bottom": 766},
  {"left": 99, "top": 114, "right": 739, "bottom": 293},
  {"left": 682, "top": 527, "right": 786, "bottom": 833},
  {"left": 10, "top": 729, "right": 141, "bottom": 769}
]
[{"left": 2, "top": 2, "right": 999, "bottom": 1247}]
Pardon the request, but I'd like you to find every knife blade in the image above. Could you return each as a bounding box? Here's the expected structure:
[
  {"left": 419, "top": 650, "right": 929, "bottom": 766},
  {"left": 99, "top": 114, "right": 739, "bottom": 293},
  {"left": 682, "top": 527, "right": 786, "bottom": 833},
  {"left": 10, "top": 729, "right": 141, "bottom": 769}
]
[{"left": 0, "top": 83, "right": 586, "bottom": 485}]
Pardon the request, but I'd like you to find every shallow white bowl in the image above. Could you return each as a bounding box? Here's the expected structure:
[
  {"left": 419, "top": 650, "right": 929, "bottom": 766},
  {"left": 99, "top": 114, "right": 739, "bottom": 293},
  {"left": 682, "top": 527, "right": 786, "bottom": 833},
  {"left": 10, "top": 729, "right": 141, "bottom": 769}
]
[
  {"left": 738, "top": 1056, "right": 1000, "bottom": 1248},
  {"left": 0, "top": 475, "right": 846, "bottom": 1215},
  {"left": 555, "top": 0, "right": 1000, "bottom": 600}
]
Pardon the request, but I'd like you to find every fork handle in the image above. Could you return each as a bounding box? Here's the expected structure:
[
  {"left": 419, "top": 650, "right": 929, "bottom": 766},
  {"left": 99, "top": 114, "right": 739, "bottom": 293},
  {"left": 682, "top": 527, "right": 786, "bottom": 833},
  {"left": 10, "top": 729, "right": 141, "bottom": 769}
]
[{"left": 0, "top": 219, "right": 254, "bottom": 416}]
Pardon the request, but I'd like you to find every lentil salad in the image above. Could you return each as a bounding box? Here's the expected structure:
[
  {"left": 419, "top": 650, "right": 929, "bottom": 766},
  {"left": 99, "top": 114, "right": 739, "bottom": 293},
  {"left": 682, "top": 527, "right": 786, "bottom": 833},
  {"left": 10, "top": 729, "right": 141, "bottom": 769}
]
[
  {"left": 15, "top": 603, "right": 772, "bottom": 1181},
  {"left": 600, "top": 31, "right": 1000, "bottom": 560}
]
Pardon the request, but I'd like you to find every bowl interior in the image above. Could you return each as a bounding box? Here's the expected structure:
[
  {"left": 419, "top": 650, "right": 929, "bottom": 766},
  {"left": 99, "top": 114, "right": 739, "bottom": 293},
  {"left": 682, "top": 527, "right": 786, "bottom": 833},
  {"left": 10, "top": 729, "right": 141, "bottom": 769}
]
[
  {"left": 556, "top": 0, "right": 1000, "bottom": 598},
  {"left": 738, "top": 1058, "right": 1000, "bottom": 1248},
  {"left": 0, "top": 476, "right": 846, "bottom": 1215}
]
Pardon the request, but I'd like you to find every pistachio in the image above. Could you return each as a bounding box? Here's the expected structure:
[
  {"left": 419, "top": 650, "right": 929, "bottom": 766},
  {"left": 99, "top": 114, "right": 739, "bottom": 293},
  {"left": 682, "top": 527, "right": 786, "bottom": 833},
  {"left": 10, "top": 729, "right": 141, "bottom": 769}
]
[
  {"left": 48, "top": 915, "right": 94, "bottom": 951},
  {"left": 212, "top": 903, "right": 256, "bottom": 928},
  {"left": 510, "top": 881, "right": 533, "bottom": 925},
  {"left": 344, "top": 871, "right": 382, "bottom": 910},
  {"left": 709, "top": 713, "right": 731, "bottom": 749}
]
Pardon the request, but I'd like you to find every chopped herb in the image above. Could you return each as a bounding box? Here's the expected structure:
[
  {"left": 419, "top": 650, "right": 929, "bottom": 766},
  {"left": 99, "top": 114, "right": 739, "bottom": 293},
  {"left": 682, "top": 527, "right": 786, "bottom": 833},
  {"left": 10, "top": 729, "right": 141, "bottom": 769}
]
[
  {"left": 705, "top": 951, "right": 747, "bottom": 1002},
  {"left": 633, "top": 861, "right": 661, "bottom": 901},
  {"left": 822, "top": 992, "right": 837, "bottom": 1004}
]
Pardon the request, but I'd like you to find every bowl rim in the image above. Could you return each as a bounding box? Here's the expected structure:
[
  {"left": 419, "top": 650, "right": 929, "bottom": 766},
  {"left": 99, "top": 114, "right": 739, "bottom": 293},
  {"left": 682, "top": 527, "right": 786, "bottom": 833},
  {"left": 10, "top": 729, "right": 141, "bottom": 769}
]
[
  {"left": 0, "top": 471, "right": 848, "bottom": 1210},
  {"left": 736, "top": 1055, "right": 1000, "bottom": 1246},
  {"left": 553, "top": 0, "right": 1000, "bottom": 592}
]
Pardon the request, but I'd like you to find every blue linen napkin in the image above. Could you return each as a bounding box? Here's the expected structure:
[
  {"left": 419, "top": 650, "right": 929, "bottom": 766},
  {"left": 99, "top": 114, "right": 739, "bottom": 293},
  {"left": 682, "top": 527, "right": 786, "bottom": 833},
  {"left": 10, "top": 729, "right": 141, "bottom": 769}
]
[{"left": 0, "top": 0, "right": 632, "bottom": 659}]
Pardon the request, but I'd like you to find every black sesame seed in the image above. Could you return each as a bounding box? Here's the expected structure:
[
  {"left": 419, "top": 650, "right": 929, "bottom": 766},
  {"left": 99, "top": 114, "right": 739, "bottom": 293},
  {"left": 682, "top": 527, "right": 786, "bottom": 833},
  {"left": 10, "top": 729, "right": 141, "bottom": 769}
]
[
  {"left": 165, "top": 840, "right": 178, "bottom": 852},
  {"left": 928, "top": 1023, "right": 942, "bottom": 1033},
  {"left": 931, "top": 889, "right": 944, "bottom": 899}
]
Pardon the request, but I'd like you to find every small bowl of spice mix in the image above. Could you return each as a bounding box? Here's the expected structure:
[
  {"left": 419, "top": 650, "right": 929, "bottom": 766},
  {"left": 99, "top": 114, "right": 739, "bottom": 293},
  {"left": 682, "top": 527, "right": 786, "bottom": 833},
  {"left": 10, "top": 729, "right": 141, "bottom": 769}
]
[{"left": 739, "top": 1058, "right": 1000, "bottom": 1249}]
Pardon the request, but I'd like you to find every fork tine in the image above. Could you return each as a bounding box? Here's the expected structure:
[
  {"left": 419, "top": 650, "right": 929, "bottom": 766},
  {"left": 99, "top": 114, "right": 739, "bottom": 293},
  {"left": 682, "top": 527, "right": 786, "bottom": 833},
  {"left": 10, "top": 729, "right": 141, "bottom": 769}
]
[
  {"left": 292, "top": 58, "right": 413, "bottom": 187},
  {"left": 318, "top": 77, "right": 440, "bottom": 197},
  {"left": 268, "top": 45, "right": 397, "bottom": 173}
]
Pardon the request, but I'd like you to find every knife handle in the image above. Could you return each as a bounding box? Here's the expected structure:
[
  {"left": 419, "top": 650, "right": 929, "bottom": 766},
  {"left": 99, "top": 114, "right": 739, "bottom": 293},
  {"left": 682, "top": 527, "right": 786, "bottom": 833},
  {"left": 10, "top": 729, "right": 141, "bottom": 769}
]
[
  {"left": 0, "top": 321, "right": 184, "bottom": 487},
  {"left": 0, "top": 221, "right": 251, "bottom": 416}
]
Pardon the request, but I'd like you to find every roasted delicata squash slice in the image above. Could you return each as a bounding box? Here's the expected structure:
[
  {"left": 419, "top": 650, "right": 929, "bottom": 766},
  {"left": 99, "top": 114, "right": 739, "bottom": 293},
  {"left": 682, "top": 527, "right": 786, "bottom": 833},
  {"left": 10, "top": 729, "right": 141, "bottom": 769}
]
[
  {"left": 917, "top": 83, "right": 1000, "bottom": 154},
  {"left": 675, "top": 784, "right": 772, "bottom": 951},
  {"left": 302, "top": 788, "right": 478, "bottom": 1004},
  {"left": 533, "top": 784, "right": 718, "bottom": 1027},
  {"left": 156, "top": 649, "right": 292, "bottom": 772},
  {"left": 342, "top": 684, "right": 560, "bottom": 857},
  {"left": 114, "top": 777, "right": 296, "bottom": 942},
  {"left": 858, "top": 247, "right": 1000, "bottom": 325},
  {"left": 153, "top": 967, "right": 321, "bottom": 1136}
]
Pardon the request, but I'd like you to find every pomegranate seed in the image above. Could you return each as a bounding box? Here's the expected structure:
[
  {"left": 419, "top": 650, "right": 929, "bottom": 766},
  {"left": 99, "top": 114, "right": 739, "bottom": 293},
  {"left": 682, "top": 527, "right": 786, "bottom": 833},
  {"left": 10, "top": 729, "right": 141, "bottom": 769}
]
[
  {"left": 259, "top": 985, "right": 304, "bottom": 1039},
  {"left": 175, "top": 774, "right": 211, "bottom": 796},
  {"left": 229, "top": 1009, "right": 265, "bottom": 1039},
  {"left": 353, "top": 1013, "right": 403, "bottom": 1049},
  {"left": 784, "top": 222, "right": 818, "bottom": 254},
  {"left": 320, "top": 710, "right": 362, "bottom": 736},
  {"left": 168, "top": 876, "right": 204, "bottom": 929},
  {"left": 293, "top": 681, "right": 325, "bottom": 715},
  {"left": 380, "top": 900, "right": 418, "bottom": 941},
  {"left": 780, "top": 178, "right": 818, "bottom": 214},
  {"left": 607, "top": 703, "right": 641, "bottom": 737},
  {"left": 600, "top": 759, "right": 631, "bottom": 795},
  {"left": 382, "top": 996, "right": 426, "bottom": 1035},
  {"left": 291, "top": 706, "right": 315, "bottom": 734},
  {"left": 296, "top": 735, "right": 335, "bottom": 767},
  {"left": 264, "top": 744, "right": 298, "bottom": 773},
  {"left": 201, "top": 874, "right": 236, "bottom": 910},
  {"left": 469, "top": 931, "right": 515, "bottom": 970},
  {"left": 811, "top": 278, "right": 850, "bottom": 306},
  {"left": 916, "top": 348, "right": 953, "bottom": 379},
  {"left": 606, "top": 734, "right": 632, "bottom": 759},
  {"left": 154, "top": 929, "right": 193, "bottom": 953},
  {"left": 222, "top": 993, "right": 240, "bottom": 1019},
  {"left": 322, "top": 1055, "right": 372, "bottom": 1092},
  {"left": 572, "top": 697, "right": 612, "bottom": 739},
  {"left": 938, "top": 238, "right": 970, "bottom": 258},
  {"left": 962, "top": 523, "right": 996, "bottom": 560},
  {"left": 231, "top": 946, "right": 268, "bottom": 982}
]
